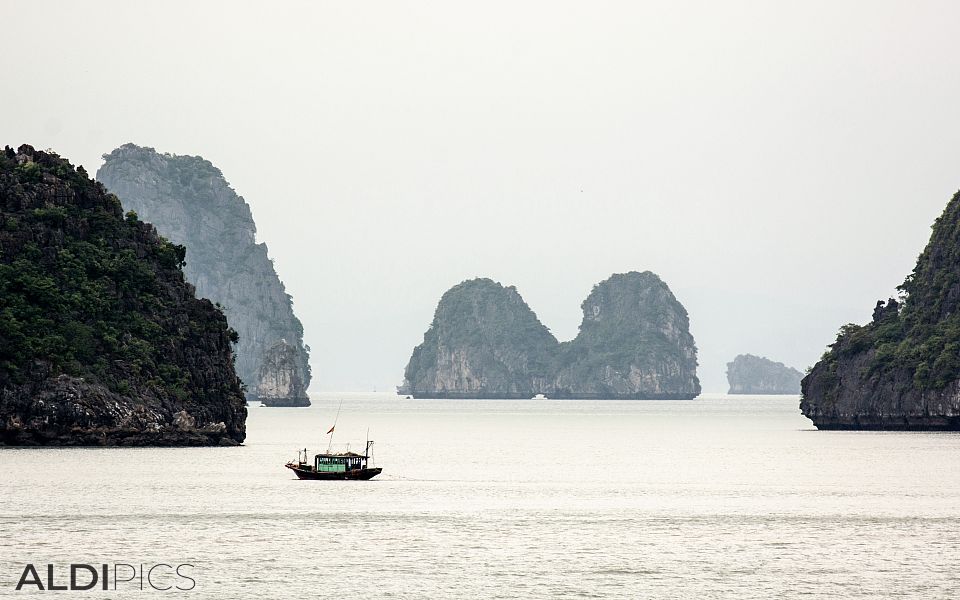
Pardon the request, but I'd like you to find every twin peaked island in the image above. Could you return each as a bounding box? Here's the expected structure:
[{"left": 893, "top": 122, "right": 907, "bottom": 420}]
[{"left": 400, "top": 272, "right": 702, "bottom": 399}]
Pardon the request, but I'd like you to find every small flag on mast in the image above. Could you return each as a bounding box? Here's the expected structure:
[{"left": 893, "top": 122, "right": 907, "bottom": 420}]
[{"left": 326, "top": 425, "right": 335, "bottom": 434}]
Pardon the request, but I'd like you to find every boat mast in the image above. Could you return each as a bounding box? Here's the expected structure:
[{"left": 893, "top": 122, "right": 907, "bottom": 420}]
[
  {"left": 326, "top": 398, "right": 343, "bottom": 454},
  {"left": 365, "top": 434, "right": 374, "bottom": 469}
]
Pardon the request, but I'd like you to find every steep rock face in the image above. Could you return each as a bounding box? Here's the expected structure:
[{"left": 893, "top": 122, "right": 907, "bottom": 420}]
[
  {"left": 0, "top": 145, "right": 246, "bottom": 446},
  {"left": 401, "top": 272, "right": 700, "bottom": 399},
  {"left": 257, "top": 339, "right": 310, "bottom": 407},
  {"left": 401, "top": 279, "right": 558, "bottom": 398},
  {"left": 96, "top": 144, "right": 311, "bottom": 405},
  {"left": 801, "top": 190, "right": 960, "bottom": 429},
  {"left": 553, "top": 272, "right": 700, "bottom": 399},
  {"left": 726, "top": 354, "right": 802, "bottom": 394}
]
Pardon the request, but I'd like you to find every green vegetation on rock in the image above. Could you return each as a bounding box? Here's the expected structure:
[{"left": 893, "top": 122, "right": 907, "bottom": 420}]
[
  {"left": 802, "top": 190, "right": 960, "bottom": 429},
  {"left": 402, "top": 272, "right": 700, "bottom": 399},
  {"left": 0, "top": 145, "right": 246, "bottom": 445},
  {"left": 552, "top": 272, "right": 699, "bottom": 398},
  {"left": 402, "top": 278, "right": 558, "bottom": 398},
  {"left": 96, "top": 144, "right": 311, "bottom": 405}
]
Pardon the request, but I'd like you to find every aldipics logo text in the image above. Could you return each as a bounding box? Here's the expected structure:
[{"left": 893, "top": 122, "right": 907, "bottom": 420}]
[{"left": 14, "top": 563, "right": 196, "bottom": 592}]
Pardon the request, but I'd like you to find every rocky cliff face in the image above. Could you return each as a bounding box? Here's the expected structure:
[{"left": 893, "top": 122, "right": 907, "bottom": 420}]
[
  {"left": 726, "top": 354, "right": 802, "bottom": 394},
  {"left": 96, "top": 144, "right": 311, "bottom": 405},
  {"left": 0, "top": 145, "right": 246, "bottom": 446},
  {"left": 257, "top": 339, "right": 310, "bottom": 407},
  {"left": 553, "top": 272, "right": 701, "bottom": 399},
  {"left": 401, "top": 279, "right": 558, "bottom": 398},
  {"left": 401, "top": 271, "right": 700, "bottom": 399},
  {"left": 801, "top": 190, "right": 960, "bottom": 430}
]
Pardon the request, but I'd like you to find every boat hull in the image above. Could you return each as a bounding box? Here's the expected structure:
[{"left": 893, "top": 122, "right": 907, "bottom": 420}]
[{"left": 286, "top": 464, "right": 382, "bottom": 480}]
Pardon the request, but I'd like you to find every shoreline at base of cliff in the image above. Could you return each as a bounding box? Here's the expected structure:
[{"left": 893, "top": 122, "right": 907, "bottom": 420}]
[
  {"left": 398, "top": 392, "right": 700, "bottom": 400},
  {"left": 401, "top": 272, "right": 701, "bottom": 400},
  {"left": 0, "top": 145, "right": 247, "bottom": 447},
  {"left": 801, "top": 189, "right": 960, "bottom": 431}
]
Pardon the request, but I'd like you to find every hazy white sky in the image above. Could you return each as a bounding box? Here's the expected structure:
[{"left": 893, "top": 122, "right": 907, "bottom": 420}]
[{"left": 4, "top": 1, "right": 960, "bottom": 392}]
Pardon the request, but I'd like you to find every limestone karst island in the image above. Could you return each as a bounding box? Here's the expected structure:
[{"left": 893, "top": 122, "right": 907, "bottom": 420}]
[
  {"left": 400, "top": 271, "right": 701, "bottom": 399},
  {"left": 801, "top": 190, "right": 960, "bottom": 430},
  {"left": 97, "top": 144, "right": 311, "bottom": 407},
  {"left": 0, "top": 145, "right": 247, "bottom": 446},
  {"left": 726, "top": 354, "right": 803, "bottom": 395}
]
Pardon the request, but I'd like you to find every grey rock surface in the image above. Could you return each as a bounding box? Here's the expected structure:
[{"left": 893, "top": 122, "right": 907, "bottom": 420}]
[
  {"left": 0, "top": 145, "right": 246, "bottom": 446},
  {"left": 801, "top": 190, "right": 960, "bottom": 430},
  {"left": 726, "top": 354, "right": 803, "bottom": 394},
  {"left": 97, "top": 144, "right": 311, "bottom": 405},
  {"left": 401, "top": 272, "right": 700, "bottom": 399}
]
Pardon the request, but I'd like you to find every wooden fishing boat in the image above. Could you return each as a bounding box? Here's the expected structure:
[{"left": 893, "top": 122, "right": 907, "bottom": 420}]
[{"left": 285, "top": 440, "right": 382, "bottom": 480}]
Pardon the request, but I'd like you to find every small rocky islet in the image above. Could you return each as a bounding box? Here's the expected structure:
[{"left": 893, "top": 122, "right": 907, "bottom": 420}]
[
  {"left": 801, "top": 190, "right": 960, "bottom": 430},
  {"left": 97, "top": 144, "right": 311, "bottom": 407},
  {"left": 400, "top": 271, "right": 701, "bottom": 399},
  {"left": 726, "top": 354, "right": 803, "bottom": 395},
  {"left": 0, "top": 145, "right": 246, "bottom": 446}
]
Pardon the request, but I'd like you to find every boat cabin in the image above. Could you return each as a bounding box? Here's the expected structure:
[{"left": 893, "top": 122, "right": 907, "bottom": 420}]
[{"left": 314, "top": 451, "right": 367, "bottom": 473}]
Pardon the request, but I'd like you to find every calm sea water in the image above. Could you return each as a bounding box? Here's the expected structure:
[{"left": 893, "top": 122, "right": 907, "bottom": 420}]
[{"left": 2, "top": 393, "right": 959, "bottom": 598}]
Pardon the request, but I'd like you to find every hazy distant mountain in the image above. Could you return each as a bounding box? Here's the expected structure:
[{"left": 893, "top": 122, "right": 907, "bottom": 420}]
[
  {"left": 97, "top": 144, "right": 311, "bottom": 406},
  {"left": 0, "top": 145, "right": 246, "bottom": 445},
  {"left": 802, "top": 190, "right": 960, "bottom": 430},
  {"left": 726, "top": 354, "right": 802, "bottom": 394},
  {"left": 401, "top": 271, "right": 700, "bottom": 399}
]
